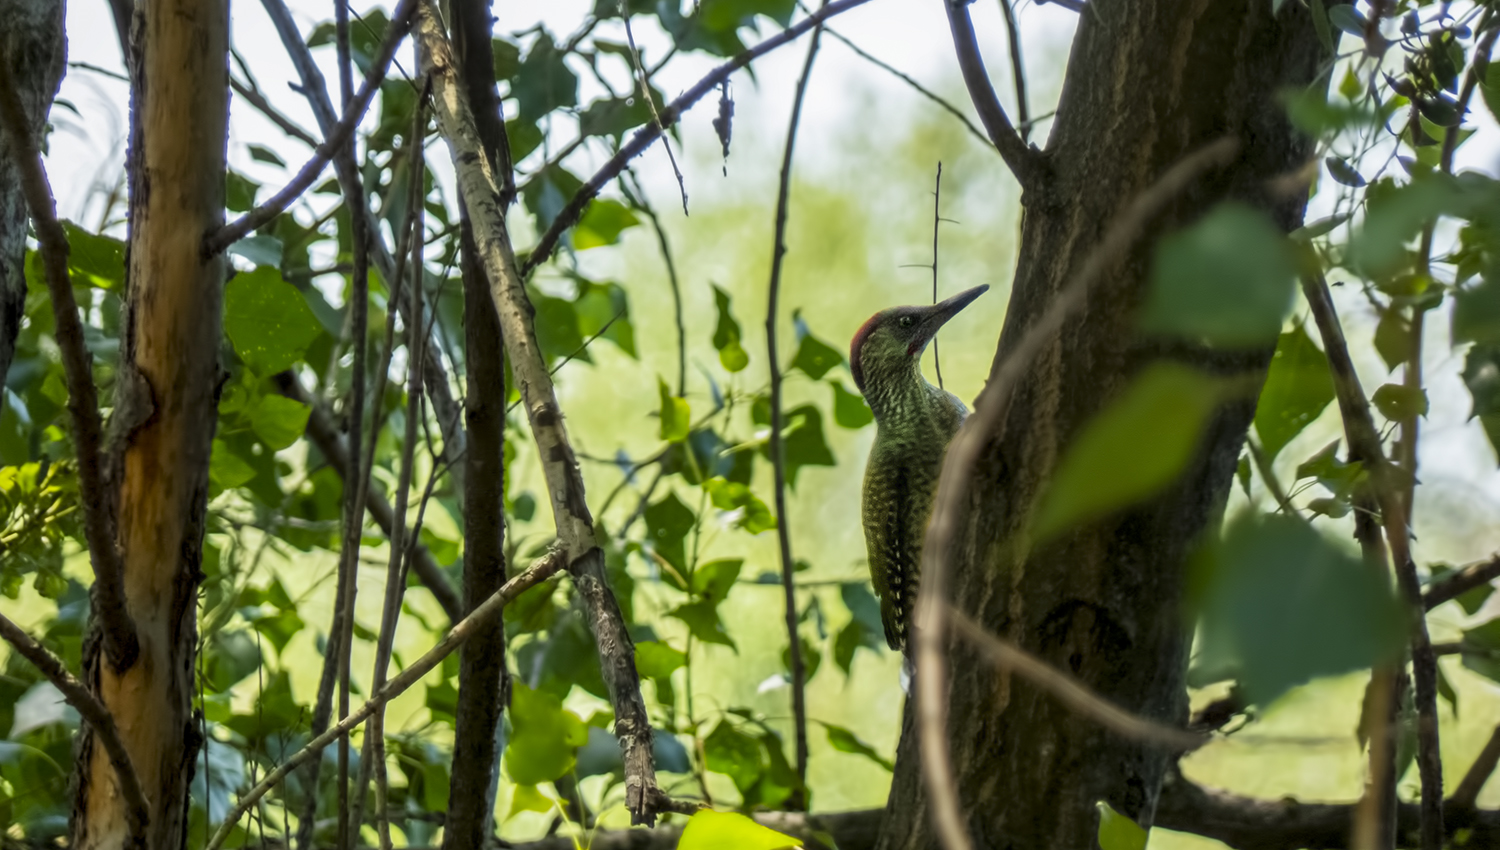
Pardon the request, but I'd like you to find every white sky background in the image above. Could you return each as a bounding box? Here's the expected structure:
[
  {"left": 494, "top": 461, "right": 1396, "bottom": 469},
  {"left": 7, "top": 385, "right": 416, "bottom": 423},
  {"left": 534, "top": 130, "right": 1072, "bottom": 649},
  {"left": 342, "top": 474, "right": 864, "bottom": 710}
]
[{"left": 43, "top": 1, "right": 1500, "bottom": 587}]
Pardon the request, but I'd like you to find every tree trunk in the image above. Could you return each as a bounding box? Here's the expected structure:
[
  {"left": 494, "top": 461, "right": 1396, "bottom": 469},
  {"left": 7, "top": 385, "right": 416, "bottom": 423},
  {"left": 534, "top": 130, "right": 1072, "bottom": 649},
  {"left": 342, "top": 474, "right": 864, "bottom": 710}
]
[
  {"left": 0, "top": 0, "right": 64, "bottom": 395},
  {"left": 879, "top": 1, "right": 1325, "bottom": 847},
  {"left": 441, "top": 0, "right": 512, "bottom": 844},
  {"left": 71, "top": 0, "right": 227, "bottom": 845}
]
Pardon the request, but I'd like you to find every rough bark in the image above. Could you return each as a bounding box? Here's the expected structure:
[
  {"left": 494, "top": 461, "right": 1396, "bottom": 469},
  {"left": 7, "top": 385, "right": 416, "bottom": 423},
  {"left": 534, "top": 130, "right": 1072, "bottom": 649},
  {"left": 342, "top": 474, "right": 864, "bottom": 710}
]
[
  {"left": 0, "top": 0, "right": 63, "bottom": 404},
  {"left": 71, "top": 0, "right": 228, "bottom": 845},
  {"left": 441, "top": 0, "right": 511, "bottom": 845},
  {"left": 878, "top": 1, "right": 1325, "bottom": 847}
]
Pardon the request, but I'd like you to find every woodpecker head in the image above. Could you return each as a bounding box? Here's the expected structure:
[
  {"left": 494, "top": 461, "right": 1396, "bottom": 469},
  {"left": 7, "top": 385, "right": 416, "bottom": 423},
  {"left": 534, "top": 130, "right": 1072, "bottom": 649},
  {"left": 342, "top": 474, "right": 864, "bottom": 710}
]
[{"left": 850, "top": 285, "right": 989, "bottom": 395}]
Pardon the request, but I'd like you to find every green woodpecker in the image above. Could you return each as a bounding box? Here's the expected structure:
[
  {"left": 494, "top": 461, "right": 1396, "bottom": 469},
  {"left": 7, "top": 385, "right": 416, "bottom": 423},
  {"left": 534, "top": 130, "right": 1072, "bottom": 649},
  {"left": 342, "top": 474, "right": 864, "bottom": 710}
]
[{"left": 851, "top": 285, "right": 988, "bottom": 653}]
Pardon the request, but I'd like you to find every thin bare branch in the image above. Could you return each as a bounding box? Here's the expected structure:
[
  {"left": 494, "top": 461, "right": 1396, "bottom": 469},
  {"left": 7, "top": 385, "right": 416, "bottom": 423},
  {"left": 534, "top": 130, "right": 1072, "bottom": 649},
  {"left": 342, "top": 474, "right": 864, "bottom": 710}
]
[
  {"left": 205, "top": 551, "right": 568, "bottom": 850},
  {"left": 941, "top": 0, "right": 1041, "bottom": 188},
  {"left": 0, "top": 52, "right": 138, "bottom": 671},
  {"left": 521, "top": 0, "right": 876, "bottom": 277},
  {"left": 913, "top": 137, "right": 1239, "bottom": 850},
  {"left": 996, "top": 0, "right": 1029, "bottom": 142},
  {"left": 1452, "top": 724, "right": 1500, "bottom": 810},
  {"left": 819, "top": 24, "right": 991, "bottom": 150},
  {"left": 204, "top": 0, "right": 419, "bottom": 256},
  {"left": 622, "top": 171, "right": 685, "bottom": 396},
  {"left": 417, "top": 1, "right": 662, "bottom": 823},
  {"left": 765, "top": 0, "right": 826, "bottom": 805},
  {"left": 230, "top": 77, "right": 320, "bottom": 147},
  {"left": 0, "top": 613, "right": 148, "bottom": 845}
]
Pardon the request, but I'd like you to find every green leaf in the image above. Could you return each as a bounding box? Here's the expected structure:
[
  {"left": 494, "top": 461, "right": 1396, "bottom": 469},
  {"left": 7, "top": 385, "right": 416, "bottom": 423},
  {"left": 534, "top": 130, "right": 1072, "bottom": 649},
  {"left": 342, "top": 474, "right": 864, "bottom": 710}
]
[
  {"left": 578, "top": 88, "right": 666, "bottom": 139},
  {"left": 576, "top": 279, "right": 637, "bottom": 358},
  {"left": 712, "top": 285, "right": 749, "bottom": 372},
  {"left": 790, "top": 327, "right": 843, "bottom": 380},
  {"left": 1282, "top": 85, "right": 1376, "bottom": 138},
  {"left": 223, "top": 267, "right": 323, "bottom": 374},
  {"left": 1454, "top": 276, "right": 1500, "bottom": 346},
  {"left": 61, "top": 221, "right": 125, "bottom": 289},
  {"left": 1254, "top": 322, "right": 1334, "bottom": 460},
  {"left": 226, "top": 172, "right": 259, "bottom": 212},
  {"left": 250, "top": 608, "right": 305, "bottom": 655},
  {"left": 228, "top": 234, "right": 284, "bottom": 268},
  {"left": 492, "top": 37, "right": 521, "bottom": 81},
  {"left": 247, "top": 144, "right": 285, "bottom": 167},
  {"left": 819, "top": 721, "right": 893, "bottom": 771},
  {"left": 1097, "top": 801, "right": 1148, "bottom": 850},
  {"left": 1375, "top": 307, "right": 1410, "bottom": 371},
  {"left": 530, "top": 288, "right": 584, "bottom": 365},
  {"left": 209, "top": 439, "right": 256, "bottom": 490},
  {"left": 504, "top": 681, "right": 588, "bottom": 785},
  {"left": 1325, "top": 156, "right": 1366, "bottom": 187},
  {"left": 249, "top": 394, "right": 311, "bottom": 451},
  {"left": 644, "top": 491, "right": 695, "bottom": 579},
  {"left": 1482, "top": 60, "right": 1500, "bottom": 126},
  {"left": 1033, "top": 364, "right": 1222, "bottom": 542},
  {"left": 691, "top": 558, "right": 742, "bottom": 601},
  {"left": 574, "top": 199, "right": 640, "bottom": 250},
  {"left": 1350, "top": 173, "right": 1481, "bottom": 277},
  {"left": 1461, "top": 619, "right": 1500, "bottom": 684},
  {"left": 514, "top": 33, "right": 578, "bottom": 121},
  {"left": 668, "top": 599, "right": 737, "bottom": 650},
  {"left": 678, "top": 809, "right": 801, "bottom": 850},
  {"left": 769, "top": 405, "right": 836, "bottom": 488},
  {"left": 1140, "top": 203, "right": 1297, "bottom": 347},
  {"left": 703, "top": 477, "right": 776, "bottom": 533},
  {"left": 834, "top": 582, "right": 886, "bottom": 674},
  {"left": 202, "top": 630, "right": 261, "bottom": 693},
  {"left": 1463, "top": 344, "right": 1500, "bottom": 462},
  {"left": 1191, "top": 513, "right": 1407, "bottom": 706},
  {"left": 703, "top": 722, "right": 764, "bottom": 793},
  {"left": 830, "top": 379, "right": 873, "bottom": 428},
  {"left": 634, "top": 640, "right": 686, "bottom": 680},
  {"left": 1371, "top": 383, "right": 1428, "bottom": 421},
  {"left": 658, "top": 378, "right": 690, "bottom": 442}
]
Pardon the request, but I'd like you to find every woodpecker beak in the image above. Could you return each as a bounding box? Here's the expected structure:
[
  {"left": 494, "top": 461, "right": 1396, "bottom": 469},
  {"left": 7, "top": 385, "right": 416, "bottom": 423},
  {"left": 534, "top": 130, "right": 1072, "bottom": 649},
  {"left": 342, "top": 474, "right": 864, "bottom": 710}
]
[{"left": 910, "top": 285, "right": 989, "bottom": 354}]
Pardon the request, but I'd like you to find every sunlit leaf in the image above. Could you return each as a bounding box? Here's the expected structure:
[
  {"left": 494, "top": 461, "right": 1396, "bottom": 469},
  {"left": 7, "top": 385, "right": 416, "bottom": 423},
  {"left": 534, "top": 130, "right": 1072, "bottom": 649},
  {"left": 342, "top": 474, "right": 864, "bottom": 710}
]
[
  {"left": 791, "top": 326, "right": 843, "bottom": 380},
  {"left": 249, "top": 394, "right": 310, "bottom": 451},
  {"left": 678, "top": 809, "right": 801, "bottom": 850},
  {"left": 713, "top": 284, "right": 750, "bottom": 372},
  {"left": 658, "top": 378, "right": 691, "bottom": 442},
  {"left": 1033, "top": 364, "right": 1223, "bottom": 542},
  {"left": 503, "top": 682, "right": 588, "bottom": 785},
  {"left": 669, "top": 598, "right": 737, "bottom": 650},
  {"left": 1097, "top": 801, "right": 1148, "bottom": 850},
  {"left": 223, "top": 267, "right": 323, "bottom": 374},
  {"left": 1371, "top": 382, "right": 1428, "bottom": 421}
]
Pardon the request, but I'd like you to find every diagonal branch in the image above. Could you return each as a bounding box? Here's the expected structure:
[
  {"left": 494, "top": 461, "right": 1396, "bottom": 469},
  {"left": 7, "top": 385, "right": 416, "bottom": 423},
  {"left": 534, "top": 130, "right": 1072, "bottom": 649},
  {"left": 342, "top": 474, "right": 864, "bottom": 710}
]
[
  {"left": 416, "top": 0, "right": 664, "bottom": 825},
  {"left": 521, "top": 0, "right": 876, "bottom": 277},
  {"left": 942, "top": 0, "right": 1043, "bottom": 189},
  {"left": 1424, "top": 555, "right": 1500, "bottom": 610},
  {"left": 203, "top": 0, "right": 419, "bottom": 256},
  {"left": 0, "top": 53, "right": 138, "bottom": 672},
  {"left": 204, "top": 550, "right": 568, "bottom": 850},
  {"left": 0, "top": 613, "right": 148, "bottom": 846}
]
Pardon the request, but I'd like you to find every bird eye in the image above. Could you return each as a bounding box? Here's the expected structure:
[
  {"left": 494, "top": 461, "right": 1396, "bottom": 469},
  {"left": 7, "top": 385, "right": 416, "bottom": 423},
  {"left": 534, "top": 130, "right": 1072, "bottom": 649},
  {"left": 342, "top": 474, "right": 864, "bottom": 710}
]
[{"left": 898, "top": 316, "right": 914, "bottom": 328}]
